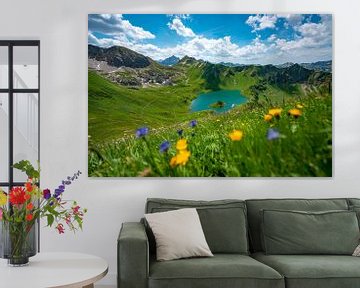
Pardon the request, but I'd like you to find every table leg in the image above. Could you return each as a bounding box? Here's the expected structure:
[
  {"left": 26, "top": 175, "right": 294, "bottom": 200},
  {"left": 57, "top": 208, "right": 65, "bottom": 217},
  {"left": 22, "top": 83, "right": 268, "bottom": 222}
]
[{"left": 82, "top": 284, "right": 94, "bottom": 288}]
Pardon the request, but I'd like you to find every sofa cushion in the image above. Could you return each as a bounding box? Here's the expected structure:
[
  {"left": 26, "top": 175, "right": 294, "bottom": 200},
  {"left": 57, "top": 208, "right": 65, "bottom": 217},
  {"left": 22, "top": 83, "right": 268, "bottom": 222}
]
[
  {"left": 261, "top": 209, "right": 359, "bottom": 255},
  {"left": 246, "top": 198, "right": 349, "bottom": 252},
  {"left": 149, "top": 254, "right": 284, "bottom": 288},
  {"left": 349, "top": 205, "right": 360, "bottom": 228},
  {"left": 347, "top": 198, "right": 360, "bottom": 207},
  {"left": 252, "top": 252, "right": 360, "bottom": 288},
  {"left": 145, "top": 208, "right": 213, "bottom": 261},
  {"left": 146, "top": 198, "right": 249, "bottom": 254}
]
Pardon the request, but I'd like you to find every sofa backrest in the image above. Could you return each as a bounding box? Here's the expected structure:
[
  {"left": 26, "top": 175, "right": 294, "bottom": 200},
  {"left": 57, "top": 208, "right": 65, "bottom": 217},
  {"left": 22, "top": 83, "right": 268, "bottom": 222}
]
[
  {"left": 245, "top": 198, "right": 349, "bottom": 252},
  {"left": 348, "top": 198, "right": 360, "bottom": 207},
  {"left": 145, "top": 198, "right": 249, "bottom": 255}
]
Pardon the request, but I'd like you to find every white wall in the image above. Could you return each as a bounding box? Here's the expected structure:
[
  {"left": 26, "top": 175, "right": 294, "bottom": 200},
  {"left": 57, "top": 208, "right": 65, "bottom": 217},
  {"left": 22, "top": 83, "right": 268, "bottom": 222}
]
[{"left": 1, "top": 0, "right": 360, "bottom": 286}]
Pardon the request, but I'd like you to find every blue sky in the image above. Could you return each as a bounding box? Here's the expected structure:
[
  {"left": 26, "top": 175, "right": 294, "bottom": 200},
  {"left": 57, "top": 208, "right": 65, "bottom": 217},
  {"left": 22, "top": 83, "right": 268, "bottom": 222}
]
[{"left": 88, "top": 14, "right": 332, "bottom": 65}]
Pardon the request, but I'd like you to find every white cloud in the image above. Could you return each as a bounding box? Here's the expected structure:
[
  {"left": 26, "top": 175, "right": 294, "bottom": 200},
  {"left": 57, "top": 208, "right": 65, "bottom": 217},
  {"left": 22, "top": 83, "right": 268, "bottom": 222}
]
[
  {"left": 246, "top": 14, "right": 278, "bottom": 32},
  {"left": 267, "top": 34, "right": 277, "bottom": 42},
  {"left": 269, "top": 15, "right": 332, "bottom": 63},
  {"left": 276, "top": 15, "right": 332, "bottom": 52},
  {"left": 167, "top": 18, "right": 196, "bottom": 37},
  {"left": 167, "top": 14, "right": 191, "bottom": 20},
  {"left": 88, "top": 32, "right": 127, "bottom": 47},
  {"left": 277, "top": 14, "right": 304, "bottom": 27},
  {"left": 89, "top": 14, "right": 332, "bottom": 65},
  {"left": 89, "top": 32, "right": 271, "bottom": 64},
  {"left": 88, "top": 14, "right": 155, "bottom": 41}
]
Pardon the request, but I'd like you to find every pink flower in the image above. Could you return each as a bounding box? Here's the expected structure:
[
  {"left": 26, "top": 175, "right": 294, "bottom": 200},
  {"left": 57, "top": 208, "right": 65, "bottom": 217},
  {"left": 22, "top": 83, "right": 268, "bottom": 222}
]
[
  {"left": 56, "top": 223, "right": 65, "bottom": 234},
  {"left": 0, "top": 208, "right": 3, "bottom": 220},
  {"left": 72, "top": 205, "right": 80, "bottom": 215},
  {"left": 65, "top": 214, "right": 71, "bottom": 225}
]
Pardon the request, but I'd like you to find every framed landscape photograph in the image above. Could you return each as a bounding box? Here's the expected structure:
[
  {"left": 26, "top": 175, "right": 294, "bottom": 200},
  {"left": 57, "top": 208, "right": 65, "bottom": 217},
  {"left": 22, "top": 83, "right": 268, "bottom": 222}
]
[{"left": 88, "top": 14, "right": 332, "bottom": 177}]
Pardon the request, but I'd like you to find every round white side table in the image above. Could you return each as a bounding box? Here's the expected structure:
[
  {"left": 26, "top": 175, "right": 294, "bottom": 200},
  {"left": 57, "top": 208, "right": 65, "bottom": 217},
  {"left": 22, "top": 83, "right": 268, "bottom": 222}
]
[{"left": 0, "top": 252, "right": 108, "bottom": 288}]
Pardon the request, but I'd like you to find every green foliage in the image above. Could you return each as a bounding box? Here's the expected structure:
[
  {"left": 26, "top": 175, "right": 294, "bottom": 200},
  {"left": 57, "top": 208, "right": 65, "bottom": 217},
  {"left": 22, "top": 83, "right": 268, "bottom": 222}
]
[
  {"left": 89, "top": 94, "right": 332, "bottom": 177},
  {"left": 12, "top": 160, "right": 40, "bottom": 180},
  {"left": 88, "top": 70, "right": 206, "bottom": 144},
  {"left": 88, "top": 59, "right": 332, "bottom": 177}
]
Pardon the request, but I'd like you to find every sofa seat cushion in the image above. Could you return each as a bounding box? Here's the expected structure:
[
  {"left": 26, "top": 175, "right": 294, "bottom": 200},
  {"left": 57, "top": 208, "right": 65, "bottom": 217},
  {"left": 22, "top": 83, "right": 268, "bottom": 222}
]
[
  {"left": 252, "top": 252, "right": 360, "bottom": 288},
  {"left": 149, "top": 254, "right": 284, "bottom": 288}
]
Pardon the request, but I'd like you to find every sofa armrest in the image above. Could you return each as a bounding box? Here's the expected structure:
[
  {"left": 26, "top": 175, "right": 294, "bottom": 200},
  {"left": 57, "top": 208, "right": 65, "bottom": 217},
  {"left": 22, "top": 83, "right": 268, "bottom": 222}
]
[{"left": 118, "top": 222, "right": 149, "bottom": 288}]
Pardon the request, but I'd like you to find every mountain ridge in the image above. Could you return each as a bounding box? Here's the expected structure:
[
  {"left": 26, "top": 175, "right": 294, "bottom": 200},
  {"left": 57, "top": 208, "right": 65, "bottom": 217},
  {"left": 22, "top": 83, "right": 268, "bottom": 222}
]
[
  {"left": 158, "top": 55, "right": 180, "bottom": 66},
  {"left": 88, "top": 44, "right": 153, "bottom": 69},
  {"left": 88, "top": 44, "right": 331, "bottom": 92}
]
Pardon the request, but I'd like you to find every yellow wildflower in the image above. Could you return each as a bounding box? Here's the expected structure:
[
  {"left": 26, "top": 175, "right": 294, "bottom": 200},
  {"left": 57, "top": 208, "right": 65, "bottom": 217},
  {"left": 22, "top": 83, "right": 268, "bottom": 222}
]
[
  {"left": 229, "top": 129, "right": 244, "bottom": 141},
  {"left": 169, "top": 150, "right": 191, "bottom": 167},
  {"left": 296, "top": 103, "right": 304, "bottom": 109},
  {"left": 176, "top": 139, "right": 188, "bottom": 151},
  {"left": 268, "top": 108, "right": 282, "bottom": 118},
  {"left": 170, "top": 156, "right": 178, "bottom": 168},
  {"left": 176, "top": 150, "right": 191, "bottom": 166},
  {"left": 0, "top": 190, "right": 7, "bottom": 206},
  {"left": 288, "top": 108, "right": 302, "bottom": 118},
  {"left": 264, "top": 114, "right": 273, "bottom": 122}
]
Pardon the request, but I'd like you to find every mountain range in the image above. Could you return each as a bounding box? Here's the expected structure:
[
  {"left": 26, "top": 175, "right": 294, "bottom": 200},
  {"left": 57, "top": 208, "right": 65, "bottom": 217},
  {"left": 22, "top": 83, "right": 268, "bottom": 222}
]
[
  {"left": 158, "top": 55, "right": 180, "bottom": 66},
  {"left": 88, "top": 44, "right": 332, "bottom": 94},
  {"left": 276, "top": 60, "right": 332, "bottom": 73},
  {"left": 88, "top": 44, "right": 153, "bottom": 69},
  {"left": 157, "top": 54, "right": 331, "bottom": 73}
]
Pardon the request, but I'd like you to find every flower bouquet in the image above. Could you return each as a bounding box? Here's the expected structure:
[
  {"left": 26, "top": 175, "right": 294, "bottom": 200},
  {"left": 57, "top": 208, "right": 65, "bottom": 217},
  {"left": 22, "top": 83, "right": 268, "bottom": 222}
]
[{"left": 0, "top": 160, "right": 86, "bottom": 266}]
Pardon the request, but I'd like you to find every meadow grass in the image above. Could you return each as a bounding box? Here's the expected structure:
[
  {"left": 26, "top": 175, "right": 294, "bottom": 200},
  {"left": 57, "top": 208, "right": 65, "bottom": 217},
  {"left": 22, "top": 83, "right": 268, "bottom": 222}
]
[
  {"left": 88, "top": 93, "right": 332, "bottom": 177},
  {"left": 89, "top": 70, "right": 209, "bottom": 143}
]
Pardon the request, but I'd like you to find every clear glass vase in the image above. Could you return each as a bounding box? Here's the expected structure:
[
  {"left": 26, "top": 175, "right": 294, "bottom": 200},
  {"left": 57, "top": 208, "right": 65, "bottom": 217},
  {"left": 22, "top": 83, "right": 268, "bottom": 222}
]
[{"left": 0, "top": 220, "right": 37, "bottom": 266}]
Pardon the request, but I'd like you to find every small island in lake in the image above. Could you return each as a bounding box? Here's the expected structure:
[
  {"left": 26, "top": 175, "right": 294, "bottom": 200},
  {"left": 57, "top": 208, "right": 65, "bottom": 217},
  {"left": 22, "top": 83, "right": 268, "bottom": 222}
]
[{"left": 209, "top": 100, "right": 226, "bottom": 108}]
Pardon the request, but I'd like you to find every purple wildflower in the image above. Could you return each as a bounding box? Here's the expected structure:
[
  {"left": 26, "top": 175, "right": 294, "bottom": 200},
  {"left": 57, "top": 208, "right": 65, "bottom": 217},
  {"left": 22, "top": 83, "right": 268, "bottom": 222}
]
[
  {"left": 159, "top": 141, "right": 170, "bottom": 153},
  {"left": 136, "top": 127, "right": 149, "bottom": 138},
  {"left": 189, "top": 120, "right": 197, "bottom": 128},
  {"left": 54, "top": 171, "right": 82, "bottom": 199},
  {"left": 54, "top": 188, "right": 64, "bottom": 199},
  {"left": 267, "top": 128, "right": 280, "bottom": 141},
  {"left": 43, "top": 189, "right": 51, "bottom": 200}
]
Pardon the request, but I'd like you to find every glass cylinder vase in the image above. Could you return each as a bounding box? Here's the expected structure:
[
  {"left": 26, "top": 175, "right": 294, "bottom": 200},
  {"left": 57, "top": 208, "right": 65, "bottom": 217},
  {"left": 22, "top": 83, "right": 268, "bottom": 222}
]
[{"left": 0, "top": 220, "right": 37, "bottom": 266}]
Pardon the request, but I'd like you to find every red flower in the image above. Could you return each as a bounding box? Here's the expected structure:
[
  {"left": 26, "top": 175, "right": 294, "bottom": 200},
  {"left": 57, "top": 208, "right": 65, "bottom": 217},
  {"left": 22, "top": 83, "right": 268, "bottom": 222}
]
[
  {"left": 56, "top": 223, "right": 65, "bottom": 234},
  {"left": 25, "top": 182, "right": 33, "bottom": 192},
  {"left": 9, "top": 187, "right": 26, "bottom": 205},
  {"left": 24, "top": 193, "right": 31, "bottom": 201},
  {"left": 26, "top": 214, "right": 33, "bottom": 221},
  {"left": 26, "top": 203, "right": 34, "bottom": 210}
]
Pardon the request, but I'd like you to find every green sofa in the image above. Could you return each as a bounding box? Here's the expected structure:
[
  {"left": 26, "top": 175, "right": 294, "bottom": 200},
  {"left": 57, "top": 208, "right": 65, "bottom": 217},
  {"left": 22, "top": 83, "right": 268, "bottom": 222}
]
[{"left": 118, "top": 198, "right": 360, "bottom": 288}]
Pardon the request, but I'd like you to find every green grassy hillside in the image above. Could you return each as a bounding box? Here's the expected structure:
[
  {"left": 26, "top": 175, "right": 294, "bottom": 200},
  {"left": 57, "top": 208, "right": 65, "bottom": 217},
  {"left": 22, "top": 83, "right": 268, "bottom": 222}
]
[
  {"left": 89, "top": 93, "right": 332, "bottom": 177},
  {"left": 89, "top": 70, "right": 204, "bottom": 143},
  {"left": 88, "top": 53, "right": 332, "bottom": 177}
]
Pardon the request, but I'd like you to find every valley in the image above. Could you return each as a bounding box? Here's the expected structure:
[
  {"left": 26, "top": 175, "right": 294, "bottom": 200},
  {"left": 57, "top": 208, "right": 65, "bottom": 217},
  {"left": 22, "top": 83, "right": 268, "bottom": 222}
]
[{"left": 88, "top": 44, "right": 332, "bottom": 177}]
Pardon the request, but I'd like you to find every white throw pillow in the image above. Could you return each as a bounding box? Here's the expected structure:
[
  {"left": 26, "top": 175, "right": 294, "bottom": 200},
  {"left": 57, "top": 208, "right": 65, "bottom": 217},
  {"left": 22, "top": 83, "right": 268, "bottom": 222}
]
[
  {"left": 353, "top": 244, "right": 360, "bottom": 256},
  {"left": 145, "top": 208, "right": 213, "bottom": 261}
]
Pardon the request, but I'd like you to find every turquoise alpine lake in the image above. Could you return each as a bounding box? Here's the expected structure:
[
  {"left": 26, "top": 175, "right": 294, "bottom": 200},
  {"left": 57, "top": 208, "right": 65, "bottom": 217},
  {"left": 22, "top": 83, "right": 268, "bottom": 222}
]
[{"left": 191, "top": 90, "right": 247, "bottom": 113}]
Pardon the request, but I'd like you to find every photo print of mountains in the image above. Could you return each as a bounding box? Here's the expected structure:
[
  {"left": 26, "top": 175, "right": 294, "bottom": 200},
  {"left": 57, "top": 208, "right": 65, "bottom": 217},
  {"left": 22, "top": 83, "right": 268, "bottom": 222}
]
[{"left": 88, "top": 14, "right": 332, "bottom": 177}]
